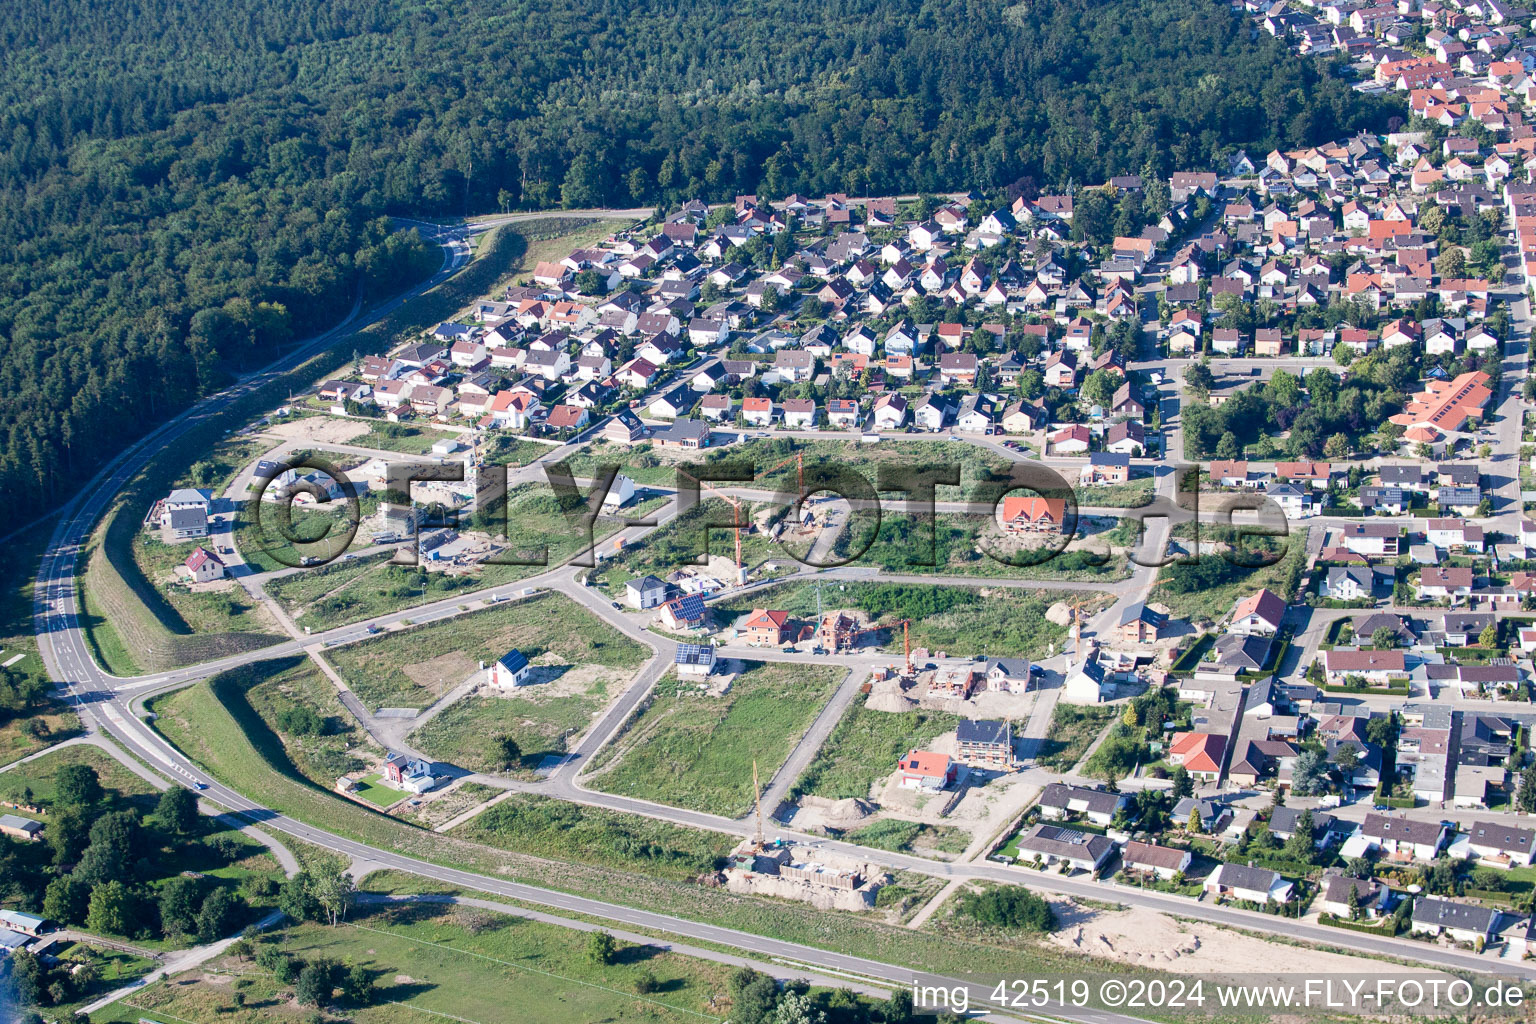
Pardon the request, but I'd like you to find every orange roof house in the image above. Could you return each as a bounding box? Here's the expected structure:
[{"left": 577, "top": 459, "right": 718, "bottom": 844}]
[
  {"left": 742, "top": 609, "right": 791, "bottom": 646},
  {"left": 898, "top": 750, "right": 957, "bottom": 790},
  {"left": 1000, "top": 496, "right": 1068, "bottom": 534},
  {"left": 1169, "top": 732, "right": 1227, "bottom": 778},
  {"left": 1390, "top": 371, "right": 1492, "bottom": 432}
]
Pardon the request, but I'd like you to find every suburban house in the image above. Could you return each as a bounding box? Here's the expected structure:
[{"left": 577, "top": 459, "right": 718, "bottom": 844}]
[
  {"left": 1320, "top": 874, "right": 1397, "bottom": 919},
  {"left": 1204, "top": 863, "right": 1294, "bottom": 904},
  {"left": 490, "top": 649, "right": 533, "bottom": 689},
  {"left": 1229, "top": 589, "right": 1286, "bottom": 636},
  {"left": 1322, "top": 650, "right": 1407, "bottom": 687},
  {"left": 1324, "top": 566, "right": 1381, "bottom": 601},
  {"left": 675, "top": 643, "right": 717, "bottom": 678},
  {"left": 1418, "top": 567, "right": 1475, "bottom": 602},
  {"left": 1116, "top": 601, "right": 1167, "bottom": 644},
  {"left": 625, "top": 575, "right": 668, "bottom": 610},
  {"left": 742, "top": 608, "right": 792, "bottom": 646},
  {"left": 382, "top": 752, "right": 434, "bottom": 794},
  {"left": 898, "top": 750, "right": 957, "bottom": 791},
  {"left": 985, "top": 658, "right": 1034, "bottom": 693},
  {"left": 1168, "top": 732, "right": 1227, "bottom": 781},
  {"left": 1361, "top": 814, "right": 1448, "bottom": 861},
  {"left": 1080, "top": 452, "right": 1131, "bottom": 486},
  {"left": 1038, "top": 783, "right": 1130, "bottom": 826},
  {"left": 1339, "top": 523, "right": 1401, "bottom": 558},
  {"left": 1011, "top": 824, "right": 1115, "bottom": 873},
  {"left": 660, "top": 594, "right": 710, "bottom": 631},
  {"left": 1121, "top": 841, "right": 1192, "bottom": 880},
  {"left": 178, "top": 546, "right": 225, "bottom": 583},
  {"left": 1464, "top": 821, "right": 1535, "bottom": 867},
  {"left": 1000, "top": 496, "right": 1067, "bottom": 534},
  {"left": 1410, "top": 898, "right": 1497, "bottom": 944}
]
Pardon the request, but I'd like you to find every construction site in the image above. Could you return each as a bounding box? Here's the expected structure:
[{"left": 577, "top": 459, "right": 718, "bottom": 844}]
[{"left": 724, "top": 763, "right": 890, "bottom": 911}]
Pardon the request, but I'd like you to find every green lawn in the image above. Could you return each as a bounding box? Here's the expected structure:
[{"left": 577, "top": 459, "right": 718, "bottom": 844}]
[
  {"left": 585, "top": 662, "right": 844, "bottom": 817},
  {"left": 329, "top": 591, "right": 646, "bottom": 711},
  {"left": 94, "top": 903, "right": 735, "bottom": 1024},
  {"left": 792, "top": 706, "right": 959, "bottom": 800},
  {"left": 353, "top": 773, "right": 405, "bottom": 807},
  {"left": 452, "top": 793, "right": 734, "bottom": 882}
]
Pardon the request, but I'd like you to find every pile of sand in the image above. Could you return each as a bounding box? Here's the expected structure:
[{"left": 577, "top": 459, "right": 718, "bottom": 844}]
[
  {"left": 865, "top": 675, "right": 917, "bottom": 713},
  {"left": 866, "top": 689, "right": 917, "bottom": 712},
  {"left": 1046, "top": 601, "right": 1074, "bottom": 627},
  {"left": 800, "top": 796, "right": 875, "bottom": 825}
]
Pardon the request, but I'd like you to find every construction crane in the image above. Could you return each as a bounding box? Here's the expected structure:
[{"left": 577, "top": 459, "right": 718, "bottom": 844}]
[
  {"left": 763, "top": 450, "right": 806, "bottom": 499},
  {"left": 674, "top": 466, "right": 747, "bottom": 584}
]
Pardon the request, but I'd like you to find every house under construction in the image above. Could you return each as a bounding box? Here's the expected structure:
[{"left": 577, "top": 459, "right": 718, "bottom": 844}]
[{"left": 819, "top": 612, "right": 860, "bottom": 652}]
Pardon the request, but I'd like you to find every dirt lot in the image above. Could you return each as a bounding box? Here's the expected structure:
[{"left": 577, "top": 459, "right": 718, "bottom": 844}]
[
  {"left": 1047, "top": 900, "right": 1399, "bottom": 973},
  {"left": 265, "top": 417, "right": 373, "bottom": 444},
  {"left": 402, "top": 652, "right": 481, "bottom": 698}
]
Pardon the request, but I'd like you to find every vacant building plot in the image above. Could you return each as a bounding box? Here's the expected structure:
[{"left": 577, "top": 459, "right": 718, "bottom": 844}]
[
  {"left": 584, "top": 661, "right": 843, "bottom": 818},
  {"left": 329, "top": 592, "right": 646, "bottom": 711},
  {"left": 451, "top": 793, "right": 734, "bottom": 882},
  {"left": 409, "top": 664, "right": 622, "bottom": 776}
]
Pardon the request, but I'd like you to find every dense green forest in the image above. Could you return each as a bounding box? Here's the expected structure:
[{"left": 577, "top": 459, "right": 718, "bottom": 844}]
[{"left": 0, "top": 0, "right": 1399, "bottom": 522}]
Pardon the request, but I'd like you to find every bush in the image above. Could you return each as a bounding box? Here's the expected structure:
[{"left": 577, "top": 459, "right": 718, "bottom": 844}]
[{"left": 959, "top": 886, "right": 1057, "bottom": 933}]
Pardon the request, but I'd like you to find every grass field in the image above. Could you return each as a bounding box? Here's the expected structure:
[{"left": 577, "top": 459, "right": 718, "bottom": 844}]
[
  {"left": 233, "top": 498, "right": 376, "bottom": 574},
  {"left": 410, "top": 688, "right": 609, "bottom": 778},
  {"left": 329, "top": 591, "right": 645, "bottom": 711},
  {"left": 0, "top": 743, "right": 158, "bottom": 810},
  {"left": 145, "top": 657, "right": 1185, "bottom": 994},
  {"left": 452, "top": 793, "right": 734, "bottom": 882},
  {"left": 131, "top": 528, "right": 287, "bottom": 633},
  {"left": 1154, "top": 526, "right": 1310, "bottom": 625},
  {"left": 712, "top": 581, "right": 1098, "bottom": 660},
  {"left": 95, "top": 902, "right": 735, "bottom": 1024},
  {"left": 584, "top": 662, "right": 843, "bottom": 817},
  {"left": 1034, "top": 704, "right": 1117, "bottom": 770},
  {"left": 564, "top": 436, "right": 1016, "bottom": 494},
  {"left": 589, "top": 498, "right": 787, "bottom": 596},
  {"left": 1078, "top": 477, "right": 1157, "bottom": 508},
  {"left": 238, "top": 656, "right": 377, "bottom": 788},
  {"left": 846, "top": 818, "right": 971, "bottom": 856},
  {"left": 791, "top": 705, "right": 960, "bottom": 800}
]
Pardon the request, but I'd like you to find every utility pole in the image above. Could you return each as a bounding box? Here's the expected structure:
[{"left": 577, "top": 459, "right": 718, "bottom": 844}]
[{"left": 752, "top": 760, "right": 765, "bottom": 848}]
